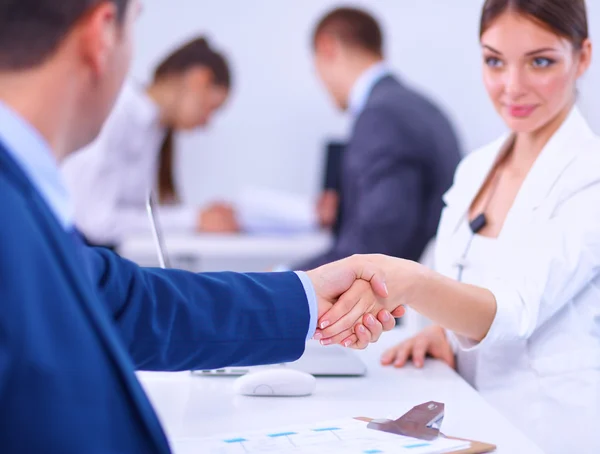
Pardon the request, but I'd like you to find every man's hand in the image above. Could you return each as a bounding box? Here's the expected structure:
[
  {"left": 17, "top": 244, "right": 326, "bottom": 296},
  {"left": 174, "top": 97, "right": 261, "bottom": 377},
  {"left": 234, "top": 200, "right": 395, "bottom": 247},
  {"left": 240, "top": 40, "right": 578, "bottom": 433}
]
[
  {"left": 307, "top": 255, "right": 389, "bottom": 318},
  {"left": 316, "top": 190, "right": 339, "bottom": 228},
  {"left": 198, "top": 203, "right": 240, "bottom": 233},
  {"left": 311, "top": 254, "right": 419, "bottom": 343},
  {"left": 315, "top": 280, "right": 396, "bottom": 349},
  {"left": 306, "top": 255, "right": 403, "bottom": 348}
]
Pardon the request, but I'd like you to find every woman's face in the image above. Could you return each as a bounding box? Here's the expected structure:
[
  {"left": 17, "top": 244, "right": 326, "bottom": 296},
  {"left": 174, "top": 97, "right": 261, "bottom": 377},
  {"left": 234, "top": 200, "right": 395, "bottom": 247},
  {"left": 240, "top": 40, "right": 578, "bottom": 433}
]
[
  {"left": 172, "top": 67, "right": 229, "bottom": 130},
  {"left": 480, "top": 12, "right": 590, "bottom": 134}
]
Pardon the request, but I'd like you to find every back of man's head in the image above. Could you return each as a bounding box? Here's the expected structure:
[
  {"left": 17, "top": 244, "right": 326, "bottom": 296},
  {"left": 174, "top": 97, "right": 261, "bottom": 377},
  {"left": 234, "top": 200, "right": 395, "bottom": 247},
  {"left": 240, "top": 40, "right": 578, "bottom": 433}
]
[
  {"left": 313, "top": 7, "right": 384, "bottom": 57},
  {"left": 0, "top": 0, "right": 129, "bottom": 70},
  {"left": 0, "top": 0, "right": 135, "bottom": 158}
]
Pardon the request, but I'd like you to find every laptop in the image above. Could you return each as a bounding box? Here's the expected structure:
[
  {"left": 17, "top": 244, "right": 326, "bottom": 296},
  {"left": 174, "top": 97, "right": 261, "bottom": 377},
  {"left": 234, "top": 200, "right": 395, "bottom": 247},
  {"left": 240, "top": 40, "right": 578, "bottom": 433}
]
[{"left": 145, "top": 194, "right": 367, "bottom": 377}]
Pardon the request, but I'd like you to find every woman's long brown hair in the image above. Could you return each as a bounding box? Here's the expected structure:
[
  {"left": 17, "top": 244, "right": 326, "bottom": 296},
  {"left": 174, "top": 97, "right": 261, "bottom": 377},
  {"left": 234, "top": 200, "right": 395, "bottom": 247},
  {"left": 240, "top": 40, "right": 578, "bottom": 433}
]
[{"left": 154, "top": 37, "right": 231, "bottom": 203}]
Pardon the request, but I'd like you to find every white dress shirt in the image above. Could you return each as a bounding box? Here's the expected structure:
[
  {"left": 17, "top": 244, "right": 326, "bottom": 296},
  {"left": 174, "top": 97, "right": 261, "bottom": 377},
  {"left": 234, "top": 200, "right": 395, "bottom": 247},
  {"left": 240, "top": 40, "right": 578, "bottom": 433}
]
[
  {"left": 435, "top": 107, "right": 600, "bottom": 454},
  {"left": 347, "top": 61, "right": 391, "bottom": 119},
  {"left": 0, "top": 102, "right": 73, "bottom": 230},
  {"left": 61, "top": 81, "right": 197, "bottom": 245}
]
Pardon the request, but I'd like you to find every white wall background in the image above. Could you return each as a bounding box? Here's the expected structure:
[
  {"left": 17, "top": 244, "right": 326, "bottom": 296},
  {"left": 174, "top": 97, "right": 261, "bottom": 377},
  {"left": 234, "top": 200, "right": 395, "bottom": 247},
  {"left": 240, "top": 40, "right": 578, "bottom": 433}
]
[{"left": 132, "top": 0, "right": 600, "bottom": 207}]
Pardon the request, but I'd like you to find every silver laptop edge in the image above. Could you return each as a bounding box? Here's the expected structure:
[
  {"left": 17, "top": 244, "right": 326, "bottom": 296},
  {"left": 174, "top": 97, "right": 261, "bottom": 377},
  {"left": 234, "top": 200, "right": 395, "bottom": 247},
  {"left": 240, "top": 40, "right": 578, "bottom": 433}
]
[{"left": 146, "top": 193, "right": 171, "bottom": 269}]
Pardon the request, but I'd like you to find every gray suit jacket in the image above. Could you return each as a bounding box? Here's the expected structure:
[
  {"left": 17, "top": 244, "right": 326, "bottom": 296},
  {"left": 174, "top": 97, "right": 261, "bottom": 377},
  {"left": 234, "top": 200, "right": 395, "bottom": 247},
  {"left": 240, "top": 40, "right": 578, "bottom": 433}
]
[{"left": 299, "top": 76, "right": 461, "bottom": 270}]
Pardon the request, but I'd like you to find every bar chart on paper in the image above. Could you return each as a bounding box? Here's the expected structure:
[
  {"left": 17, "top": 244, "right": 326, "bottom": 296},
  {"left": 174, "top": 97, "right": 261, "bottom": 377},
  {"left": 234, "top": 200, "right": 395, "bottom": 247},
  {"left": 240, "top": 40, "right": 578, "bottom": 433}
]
[{"left": 171, "top": 418, "right": 470, "bottom": 454}]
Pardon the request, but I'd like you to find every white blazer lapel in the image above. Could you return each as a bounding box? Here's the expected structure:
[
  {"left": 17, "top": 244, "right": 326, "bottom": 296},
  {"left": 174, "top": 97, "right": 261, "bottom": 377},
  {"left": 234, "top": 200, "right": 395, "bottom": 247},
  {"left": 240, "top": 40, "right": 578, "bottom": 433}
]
[{"left": 505, "top": 107, "right": 595, "bottom": 217}]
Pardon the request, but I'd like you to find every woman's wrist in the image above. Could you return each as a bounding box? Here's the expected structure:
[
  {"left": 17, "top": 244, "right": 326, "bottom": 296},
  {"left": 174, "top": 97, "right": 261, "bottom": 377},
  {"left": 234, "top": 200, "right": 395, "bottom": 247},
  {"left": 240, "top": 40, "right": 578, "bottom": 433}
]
[
  {"left": 403, "top": 259, "right": 434, "bottom": 309},
  {"left": 378, "top": 256, "right": 431, "bottom": 310}
]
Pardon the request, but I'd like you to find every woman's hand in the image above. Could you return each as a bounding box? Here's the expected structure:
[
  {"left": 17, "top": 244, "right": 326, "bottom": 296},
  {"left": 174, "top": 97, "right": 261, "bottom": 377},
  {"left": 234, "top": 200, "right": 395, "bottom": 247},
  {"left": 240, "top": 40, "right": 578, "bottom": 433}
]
[
  {"left": 380, "top": 325, "right": 455, "bottom": 369},
  {"left": 314, "top": 279, "right": 397, "bottom": 349}
]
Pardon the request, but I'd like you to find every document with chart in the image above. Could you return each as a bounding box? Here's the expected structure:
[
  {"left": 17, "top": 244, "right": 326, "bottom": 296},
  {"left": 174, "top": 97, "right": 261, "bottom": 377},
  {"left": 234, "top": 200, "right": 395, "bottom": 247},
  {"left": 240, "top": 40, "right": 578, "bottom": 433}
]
[{"left": 171, "top": 418, "right": 470, "bottom": 454}]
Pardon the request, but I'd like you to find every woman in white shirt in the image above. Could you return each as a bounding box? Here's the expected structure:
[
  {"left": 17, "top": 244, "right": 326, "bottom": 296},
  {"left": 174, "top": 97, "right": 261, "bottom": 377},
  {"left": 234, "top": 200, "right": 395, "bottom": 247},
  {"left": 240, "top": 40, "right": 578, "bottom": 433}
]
[
  {"left": 61, "top": 36, "right": 231, "bottom": 248},
  {"left": 316, "top": 0, "right": 600, "bottom": 452}
]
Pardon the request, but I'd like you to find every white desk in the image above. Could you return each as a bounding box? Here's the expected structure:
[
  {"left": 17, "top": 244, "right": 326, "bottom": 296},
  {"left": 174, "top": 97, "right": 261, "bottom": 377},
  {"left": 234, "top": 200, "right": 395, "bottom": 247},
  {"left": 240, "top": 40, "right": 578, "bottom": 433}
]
[
  {"left": 138, "top": 331, "right": 543, "bottom": 453},
  {"left": 119, "top": 232, "right": 332, "bottom": 271}
]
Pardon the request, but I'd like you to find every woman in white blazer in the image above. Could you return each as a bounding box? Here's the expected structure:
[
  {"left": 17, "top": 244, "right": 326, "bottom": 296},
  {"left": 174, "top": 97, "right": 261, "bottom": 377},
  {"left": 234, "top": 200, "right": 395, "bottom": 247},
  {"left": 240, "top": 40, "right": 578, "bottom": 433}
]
[
  {"left": 316, "top": 0, "right": 599, "bottom": 452},
  {"left": 60, "top": 37, "right": 231, "bottom": 248}
]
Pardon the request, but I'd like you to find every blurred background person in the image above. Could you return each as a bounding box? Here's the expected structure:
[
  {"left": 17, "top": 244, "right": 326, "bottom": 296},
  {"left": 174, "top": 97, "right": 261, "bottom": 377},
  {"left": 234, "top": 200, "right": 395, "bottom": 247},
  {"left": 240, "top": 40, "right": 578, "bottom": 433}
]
[
  {"left": 61, "top": 36, "right": 231, "bottom": 249},
  {"left": 201, "top": 7, "right": 462, "bottom": 270}
]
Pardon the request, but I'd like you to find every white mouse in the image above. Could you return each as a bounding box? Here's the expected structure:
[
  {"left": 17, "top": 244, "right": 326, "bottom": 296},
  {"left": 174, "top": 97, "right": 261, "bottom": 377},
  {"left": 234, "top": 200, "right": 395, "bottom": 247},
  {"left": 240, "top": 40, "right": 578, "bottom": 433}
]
[{"left": 233, "top": 369, "right": 316, "bottom": 397}]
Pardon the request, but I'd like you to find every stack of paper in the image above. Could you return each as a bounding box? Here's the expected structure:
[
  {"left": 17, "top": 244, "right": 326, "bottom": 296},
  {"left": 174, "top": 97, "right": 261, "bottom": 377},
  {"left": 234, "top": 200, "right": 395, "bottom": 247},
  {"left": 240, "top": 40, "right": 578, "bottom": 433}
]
[
  {"left": 234, "top": 187, "right": 318, "bottom": 234},
  {"left": 172, "top": 418, "right": 470, "bottom": 454}
]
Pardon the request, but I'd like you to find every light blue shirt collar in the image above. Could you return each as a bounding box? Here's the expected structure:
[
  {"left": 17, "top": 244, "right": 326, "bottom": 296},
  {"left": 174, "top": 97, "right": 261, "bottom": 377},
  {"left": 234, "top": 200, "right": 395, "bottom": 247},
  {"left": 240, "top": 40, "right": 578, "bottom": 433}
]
[
  {"left": 348, "top": 61, "right": 391, "bottom": 118},
  {"left": 0, "top": 102, "right": 73, "bottom": 230}
]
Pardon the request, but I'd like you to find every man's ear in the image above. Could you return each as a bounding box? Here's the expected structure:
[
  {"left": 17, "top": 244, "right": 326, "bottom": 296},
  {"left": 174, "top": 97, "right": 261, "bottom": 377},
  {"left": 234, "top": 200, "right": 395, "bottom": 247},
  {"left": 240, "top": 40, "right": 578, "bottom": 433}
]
[
  {"left": 77, "top": 2, "right": 120, "bottom": 78},
  {"left": 314, "top": 33, "right": 338, "bottom": 60}
]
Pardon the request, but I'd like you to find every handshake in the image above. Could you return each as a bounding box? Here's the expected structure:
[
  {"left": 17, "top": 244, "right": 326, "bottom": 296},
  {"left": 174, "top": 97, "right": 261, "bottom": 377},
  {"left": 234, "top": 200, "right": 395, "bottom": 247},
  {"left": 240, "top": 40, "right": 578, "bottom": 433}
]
[{"left": 306, "top": 254, "right": 414, "bottom": 350}]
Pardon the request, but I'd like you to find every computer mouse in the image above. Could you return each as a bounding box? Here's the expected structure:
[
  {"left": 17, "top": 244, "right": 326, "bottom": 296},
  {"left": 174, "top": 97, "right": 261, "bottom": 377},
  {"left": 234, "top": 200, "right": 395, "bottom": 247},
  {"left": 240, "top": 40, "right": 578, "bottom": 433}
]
[{"left": 233, "top": 369, "right": 316, "bottom": 397}]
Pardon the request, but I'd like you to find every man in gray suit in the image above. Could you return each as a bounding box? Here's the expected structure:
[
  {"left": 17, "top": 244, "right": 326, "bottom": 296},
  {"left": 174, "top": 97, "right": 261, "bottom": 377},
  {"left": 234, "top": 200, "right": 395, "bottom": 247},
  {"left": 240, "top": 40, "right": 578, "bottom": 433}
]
[{"left": 298, "top": 7, "right": 462, "bottom": 270}]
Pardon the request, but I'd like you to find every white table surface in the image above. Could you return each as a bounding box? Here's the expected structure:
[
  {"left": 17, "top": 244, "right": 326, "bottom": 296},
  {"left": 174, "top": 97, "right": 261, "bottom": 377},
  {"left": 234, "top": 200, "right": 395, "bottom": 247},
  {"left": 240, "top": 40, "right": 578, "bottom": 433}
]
[
  {"left": 119, "top": 232, "right": 332, "bottom": 271},
  {"left": 138, "top": 330, "right": 543, "bottom": 453}
]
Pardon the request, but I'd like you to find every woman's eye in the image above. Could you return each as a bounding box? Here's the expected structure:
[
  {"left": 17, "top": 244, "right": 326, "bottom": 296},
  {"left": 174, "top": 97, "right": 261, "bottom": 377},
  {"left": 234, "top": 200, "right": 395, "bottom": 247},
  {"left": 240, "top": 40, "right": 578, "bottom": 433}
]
[
  {"left": 532, "top": 57, "right": 555, "bottom": 68},
  {"left": 485, "top": 57, "right": 503, "bottom": 68}
]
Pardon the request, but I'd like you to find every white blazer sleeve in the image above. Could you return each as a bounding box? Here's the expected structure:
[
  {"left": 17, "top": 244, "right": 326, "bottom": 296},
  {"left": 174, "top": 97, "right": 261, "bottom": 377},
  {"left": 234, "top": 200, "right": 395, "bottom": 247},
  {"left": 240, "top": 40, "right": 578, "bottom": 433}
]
[
  {"left": 62, "top": 134, "right": 125, "bottom": 245},
  {"left": 457, "top": 163, "right": 600, "bottom": 350}
]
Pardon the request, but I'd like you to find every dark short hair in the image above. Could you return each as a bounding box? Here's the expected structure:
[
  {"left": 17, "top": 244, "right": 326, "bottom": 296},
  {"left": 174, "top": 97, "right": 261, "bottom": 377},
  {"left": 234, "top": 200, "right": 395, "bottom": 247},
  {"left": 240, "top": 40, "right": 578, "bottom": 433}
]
[
  {"left": 313, "top": 7, "right": 384, "bottom": 56},
  {"left": 0, "top": 0, "right": 130, "bottom": 70},
  {"left": 480, "top": 0, "right": 588, "bottom": 50}
]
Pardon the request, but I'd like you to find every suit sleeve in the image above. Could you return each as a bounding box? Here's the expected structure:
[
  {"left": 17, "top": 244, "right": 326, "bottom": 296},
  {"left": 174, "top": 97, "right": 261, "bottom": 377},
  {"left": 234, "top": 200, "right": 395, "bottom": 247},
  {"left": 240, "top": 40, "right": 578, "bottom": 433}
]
[
  {"left": 83, "top": 247, "right": 311, "bottom": 371},
  {"left": 297, "top": 107, "right": 423, "bottom": 270}
]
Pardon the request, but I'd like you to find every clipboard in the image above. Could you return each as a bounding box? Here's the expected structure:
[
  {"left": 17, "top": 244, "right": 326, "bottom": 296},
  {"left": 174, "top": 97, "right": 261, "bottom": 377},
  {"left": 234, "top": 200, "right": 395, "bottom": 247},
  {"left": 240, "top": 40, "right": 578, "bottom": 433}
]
[{"left": 355, "top": 401, "right": 496, "bottom": 454}]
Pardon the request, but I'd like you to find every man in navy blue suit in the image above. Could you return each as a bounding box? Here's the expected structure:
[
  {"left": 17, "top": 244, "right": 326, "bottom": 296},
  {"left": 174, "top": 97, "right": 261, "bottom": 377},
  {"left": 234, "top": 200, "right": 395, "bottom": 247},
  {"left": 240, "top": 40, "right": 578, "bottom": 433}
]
[{"left": 0, "top": 0, "right": 406, "bottom": 452}]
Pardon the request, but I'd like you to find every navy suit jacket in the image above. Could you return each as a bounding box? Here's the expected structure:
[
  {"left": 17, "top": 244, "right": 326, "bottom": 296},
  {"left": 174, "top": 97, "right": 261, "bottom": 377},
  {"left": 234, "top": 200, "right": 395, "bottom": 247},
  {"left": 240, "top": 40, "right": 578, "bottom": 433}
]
[
  {"left": 299, "top": 76, "right": 461, "bottom": 269},
  {"left": 0, "top": 144, "right": 310, "bottom": 452}
]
